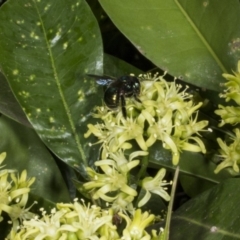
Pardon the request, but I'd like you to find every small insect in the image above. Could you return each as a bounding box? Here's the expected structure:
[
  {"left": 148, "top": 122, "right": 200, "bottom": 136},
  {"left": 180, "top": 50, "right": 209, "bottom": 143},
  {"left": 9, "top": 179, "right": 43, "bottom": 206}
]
[
  {"left": 112, "top": 212, "right": 122, "bottom": 226},
  {"left": 88, "top": 74, "right": 141, "bottom": 118}
]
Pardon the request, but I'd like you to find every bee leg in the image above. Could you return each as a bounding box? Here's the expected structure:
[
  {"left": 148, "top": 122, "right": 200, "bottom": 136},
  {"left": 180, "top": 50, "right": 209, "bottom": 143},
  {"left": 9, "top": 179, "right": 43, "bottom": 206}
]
[
  {"left": 120, "top": 94, "right": 127, "bottom": 118},
  {"left": 134, "top": 94, "right": 142, "bottom": 103}
]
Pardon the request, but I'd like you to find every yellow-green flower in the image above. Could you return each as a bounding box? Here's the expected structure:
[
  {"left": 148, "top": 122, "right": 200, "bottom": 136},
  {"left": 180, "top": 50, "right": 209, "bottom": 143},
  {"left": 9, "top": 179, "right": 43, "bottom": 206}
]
[
  {"left": 215, "top": 128, "right": 240, "bottom": 173},
  {"left": 215, "top": 60, "right": 240, "bottom": 126},
  {"left": 110, "top": 192, "right": 135, "bottom": 215},
  {"left": 146, "top": 109, "right": 174, "bottom": 146},
  {"left": 0, "top": 152, "right": 36, "bottom": 231},
  {"left": 57, "top": 199, "right": 120, "bottom": 239},
  {"left": 119, "top": 209, "right": 155, "bottom": 240},
  {"left": 220, "top": 61, "right": 240, "bottom": 105},
  {"left": 85, "top": 108, "right": 148, "bottom": 158},
  {"left": 10, "top": 169, "right": 35, "bottom": 190},
  {"left": 215, "top": 105, "right": 240, "bottom": 126},
  {"left": 100, "top": 150, "right": 148, "bottom": 174},
  {"left": 10, "top": 199, "right": 121, "bottom": 240},
  {"left": 4, "top": 201, "right": 37, "bottom": 232},
  {"left": 138, "top": 168, "right": 171, "bottom": 207},
  {"left": 98, "top": 208, "right": 120, "bottom": 239},
  {"left": 0, "top": 172, "right": 11, "bottom": 206},
  {"left": 83, "top": 150, "right": 144, "bottom": 203},
  {"left": 63, "top": 199, "right": 113, "bottom": 239},
  {"left": 8, "top": 207, "right": 77, "bottom": 240},
  {"left": 175, "top": 112, "right": 208, "bottom": 140},
  {"left": 84, "top": 164, "right": 138, "bottom": 202}
]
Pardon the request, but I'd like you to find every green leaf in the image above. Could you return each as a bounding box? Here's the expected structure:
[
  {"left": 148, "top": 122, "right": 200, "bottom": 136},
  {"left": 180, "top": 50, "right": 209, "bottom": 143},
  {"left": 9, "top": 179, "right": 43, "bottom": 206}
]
[
  {"left": 179, "top": 174, "right": 215, "bottom": 198},
  {"left": 0, "top": 72, "right": 31, "bottom": 127},
  {"left": 99, "top": 0, "right": 240, "bottom": 91},
  {"left": 149, "top": 143, "right": 231, "bottom": 186},
  {"left": 0, "top": 115, "right": 70, "bottom": 203},
  {"left": 104, "top": 53, "right": 143, "bottom": 76},
  {"left": 0, "top": 0, "right": 103, "bottom": 169},
  {"left": 170, "top": 178, "right": 240, "bottom": 239}
]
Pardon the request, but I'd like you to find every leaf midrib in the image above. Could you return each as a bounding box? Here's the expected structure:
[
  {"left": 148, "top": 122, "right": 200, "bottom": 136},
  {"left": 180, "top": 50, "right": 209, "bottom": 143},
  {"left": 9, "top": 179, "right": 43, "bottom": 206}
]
[
  {"left": 175, "top": 216, "right": 240, "bottom": 238},
  {"left": 175, "top": 0, "right": 227, "bottom": 73},
  {"left": 33, "top": 0, "right": 86, "bottom": 166}
]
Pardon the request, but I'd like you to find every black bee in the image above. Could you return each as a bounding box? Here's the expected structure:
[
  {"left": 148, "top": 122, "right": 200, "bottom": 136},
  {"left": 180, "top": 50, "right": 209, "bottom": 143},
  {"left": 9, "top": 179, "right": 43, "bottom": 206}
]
[{"left": 88, "top": 74, "right": 141, "bottom": 118}]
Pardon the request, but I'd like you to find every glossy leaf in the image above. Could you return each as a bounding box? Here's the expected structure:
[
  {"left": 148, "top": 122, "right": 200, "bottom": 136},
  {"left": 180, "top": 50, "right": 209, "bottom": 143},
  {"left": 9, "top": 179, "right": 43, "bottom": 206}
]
[
  {"left": 148, "top": 143, "right": 231, "bottom": 185},
  {"left": 0, "top": 0, "right": 103, "bottom": 169},
  {"left": 0, "top": 115, "right": 70, "bottom": 203},
  {"left": 0, "top": 72, "right": 31, "bottom": 127},
  {"left": 104, "top": 54, "right": 143, "bottom": 77},
  {"left": 99, "top": 0, "right": 240, "bottom": 91},
  {"left": 179, "top": 174, "right": 215, "bottom": 198},
  {"left": 170, "top": 178, "right": 240, "bottom": 239}
]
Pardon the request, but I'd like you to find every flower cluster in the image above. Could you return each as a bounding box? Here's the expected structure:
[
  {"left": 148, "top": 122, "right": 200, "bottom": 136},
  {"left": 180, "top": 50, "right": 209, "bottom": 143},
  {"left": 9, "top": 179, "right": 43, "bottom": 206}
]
[
  {"left": 80, "top": 73, "right": 207, "bottom": 238},
  {"left": 9, "top": 199, "right": 158, "bottom": 240},
  {"left": 82, "top": 150, "right": 171, "bottom": 211},
  {"left": 85, "top": 73, "right": 208, "bottom": 165},
  {"left": 0, "top": 152, "right": 36, "bottom": 232},
  {"left": 83, "top": 150, "right": 142, "bottom": 204},
  {"left": 214, "top": 61, "right": 240, "bottom": 173},
  {"left": 215, "top": 60, "right": 240, "bottom": 127},
  {"left": 215, "top": 129, "right": 240, "bottom": 173}
]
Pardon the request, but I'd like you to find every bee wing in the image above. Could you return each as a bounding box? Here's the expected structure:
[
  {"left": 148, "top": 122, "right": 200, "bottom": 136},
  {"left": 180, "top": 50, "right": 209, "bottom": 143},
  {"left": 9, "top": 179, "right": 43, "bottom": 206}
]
[
  {"left": 96, "top": 78, "right": 114, "bottom": 86},
  {"left": 87, "top": 74, "right": 116, "bottom": 86}
]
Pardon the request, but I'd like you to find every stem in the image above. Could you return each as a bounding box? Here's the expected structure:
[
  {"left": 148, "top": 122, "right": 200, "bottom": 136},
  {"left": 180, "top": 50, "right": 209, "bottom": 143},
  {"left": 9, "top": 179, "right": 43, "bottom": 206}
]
[
  {"left": 136, "top": 154, "right": 149, "bottom": 180},
  {"left": 164, "top": 166, "right": 179, "bottom": 240}
]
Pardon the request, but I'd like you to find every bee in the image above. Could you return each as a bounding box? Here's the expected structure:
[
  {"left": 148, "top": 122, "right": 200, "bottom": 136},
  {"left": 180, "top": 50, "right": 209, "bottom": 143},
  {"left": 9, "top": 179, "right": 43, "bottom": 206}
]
[{"left": 88, "top": 74, "right": 141, "bottom": 118}]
